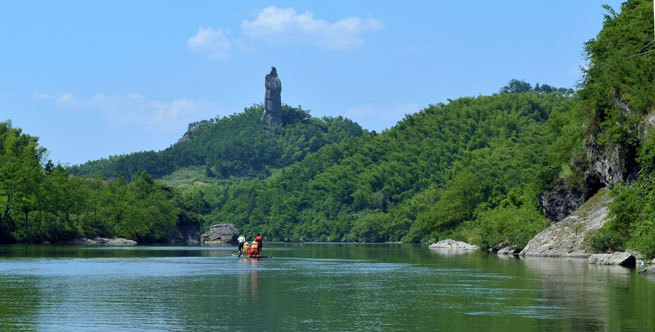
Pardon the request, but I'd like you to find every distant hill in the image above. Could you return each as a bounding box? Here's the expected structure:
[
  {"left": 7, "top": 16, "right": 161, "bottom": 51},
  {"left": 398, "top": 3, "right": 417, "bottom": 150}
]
[{"left": 69, "top": 104, "right": 367, "bottom": 181}]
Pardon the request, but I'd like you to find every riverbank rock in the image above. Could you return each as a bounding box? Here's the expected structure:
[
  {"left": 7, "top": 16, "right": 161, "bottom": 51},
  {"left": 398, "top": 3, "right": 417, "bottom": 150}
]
[
  {"left": 63, "top": 237, "right": 137, "bottom": 245},
  {"left": 497, "top": 245, "right": 521, "bottom": 256},
  {"left": 588, "top": 252, "right": 636, "bottom": 267},
  {"left": 520, "top": 188, "right": 611, "bottom": 258},
  {"left": 639, "top": 265, "right": 655, "bottom": 275},
  {"left": 429, "top": 239, "right": 479, "bottom": 250},
  {"left": 201, "top": 223, "right": 239, "bottom": 246},
  {"left": 638, "top": 259, "right": 655, "bottom": 275}
]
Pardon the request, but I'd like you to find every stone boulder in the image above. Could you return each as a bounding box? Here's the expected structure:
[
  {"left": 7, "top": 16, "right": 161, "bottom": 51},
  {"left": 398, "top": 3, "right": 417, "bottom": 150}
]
[
  {"left": 201, "top": 223, "right": 240, "bottom": 246},
  {"left": 638, "top": 265, "right": 655, "bottom": 275},
  {"left": 521, "top": 188, "right": 611, "bottom": 258},
  {"left": 588, "top": 252, "right": 636, "bottom": 267},
  {"left": 497, "top": 245, "right": 521, "bottom": 256},
  {"left": 638, "top": 259, "right": 655, "bottom": 275},
  {"left": 429, "top": 239, "right": 479, "bottom": 250}
]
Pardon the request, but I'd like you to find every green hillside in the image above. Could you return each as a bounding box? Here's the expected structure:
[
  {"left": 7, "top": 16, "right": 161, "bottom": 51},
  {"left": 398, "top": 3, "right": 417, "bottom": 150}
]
[
  {"left": 194, "top": 88, "right": 580, "bottom": 246},
  {"left": 69, "top": 105, "right": 367, "bottom": 181}
]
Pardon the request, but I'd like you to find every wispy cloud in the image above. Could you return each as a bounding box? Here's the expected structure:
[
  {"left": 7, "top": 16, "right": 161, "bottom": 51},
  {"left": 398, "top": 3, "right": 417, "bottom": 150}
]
[
  {"left": 187, "top": 27, "right": 231, "bottom": 59},
  {"left": 32, "top": 91, "right": 81, "bottom": 108},
  {"left": 57, "top": 93, "right": 76, "bottom": 104},
  {"left": 34, "top": 92, "right": 222, "bottom": 133},
  {"left": 346, "top": 103, "right": 419, "bottom": 132},
  {"left": 188, "top": 6, "right": 382, "bottom": 59},
  {"left": 32, "top": 91, "right": 53, "bottom": 100}
]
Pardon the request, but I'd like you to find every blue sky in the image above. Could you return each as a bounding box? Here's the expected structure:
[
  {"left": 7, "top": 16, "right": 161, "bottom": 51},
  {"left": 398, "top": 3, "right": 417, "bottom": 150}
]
[{"left": 0, "top": 1, "right": 624, "bottom": 165}]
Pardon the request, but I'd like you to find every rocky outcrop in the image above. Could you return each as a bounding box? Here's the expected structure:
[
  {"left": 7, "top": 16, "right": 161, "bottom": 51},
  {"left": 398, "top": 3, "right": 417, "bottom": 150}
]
[
  {"left": 497, "top": 245, "right": 521, "bottom": 256},
  {"left": 261, "top": 66, "right": 282, "bottom": 128},
  {"left": 63, "top": 237, "right": 137, "bottom": 245},
  {"left": 539, "top": 183, "right": 588, "bottom": 222},
  {"left": 201, "top": 223, "right": 239, "bottom": 246},
  {"left": 429, "top": 239, "right": 479, "bottom": 250},
  {"left": 520, "top": 188, "right": 611, "bottom": 257},
  {"left": 585, "top": 132, "right": 639, "bottom": 188},
  {"left": 638, "top": 110, "right": 655, "bottom": 140},
  {"left": 588, "top": 252, "right": 636, "bottom": 267},
  {"left": 178, "top": 120, "right": 210, "bottom": 143}
]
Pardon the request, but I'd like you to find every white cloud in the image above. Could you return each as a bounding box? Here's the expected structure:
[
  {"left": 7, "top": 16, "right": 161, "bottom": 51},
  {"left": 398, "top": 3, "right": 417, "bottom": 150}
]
[
  {"left": 241, "top": 6, "right": 382, "bottom": 50},
  {"left": 39, "top": 92, "right": 223, "bottom": 133},
  {"left": 150, "top": 99, "right": 195, "bottom": 129},
  {"left": 188, "top": 27, "right": 231, "bottom": 59},
  {"left": 57, "top": 93, "right": 76, "bottom": 104},
  {"left": 126, "top": 92, "right": 145, "bottom": 102},
  {"left": 32, "top": 91, "right": 78, "bottom": 105},
  {"left": 32, "top": 91, "right": 53, "bottom": 100},
  {"left": 346, "top": 103, "right": 419, "bottom": 132}
]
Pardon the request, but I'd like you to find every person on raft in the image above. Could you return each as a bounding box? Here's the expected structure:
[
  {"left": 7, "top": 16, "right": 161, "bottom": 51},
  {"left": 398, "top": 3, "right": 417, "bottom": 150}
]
[
  {"left": 237, "top": 234, "right": 246, "bottom": 256},
  {"left": 243, "top": 242, "right": 250, "bottom": 256},
  {"left": 255, "top": 233, "right": 263, "bottom": 255},
  {"left": 248, "top": 242, "right": 258, "bottom": 257}
]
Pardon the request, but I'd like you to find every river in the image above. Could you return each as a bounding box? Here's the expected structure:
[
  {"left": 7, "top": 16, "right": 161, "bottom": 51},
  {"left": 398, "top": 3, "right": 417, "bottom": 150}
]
[{"left": 0, "top": 243, "right": 653, "bottom": 331}]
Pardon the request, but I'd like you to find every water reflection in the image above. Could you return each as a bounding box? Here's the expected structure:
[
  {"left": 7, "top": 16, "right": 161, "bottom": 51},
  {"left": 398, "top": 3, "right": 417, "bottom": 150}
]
[
  {"left": 0, "top": 276, "right": 39, "bottom": 330},
  {"left": 237, "top": 258, "right": 261, "bottom": 300},
  {"left": 519, "top": 257, "right": 655, "bottom": 332},
  {"left": 0, "top": 244, "right": 654, "bottom": 331}
]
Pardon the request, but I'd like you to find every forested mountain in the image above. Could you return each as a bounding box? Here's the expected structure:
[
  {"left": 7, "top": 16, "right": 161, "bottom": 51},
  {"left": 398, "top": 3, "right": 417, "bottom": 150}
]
[
  {"left": 191, "top": 88, "right": 579, "bottom": 245},
  {"left": 69, "top": 105, "right": 366, "bottom": 181}
]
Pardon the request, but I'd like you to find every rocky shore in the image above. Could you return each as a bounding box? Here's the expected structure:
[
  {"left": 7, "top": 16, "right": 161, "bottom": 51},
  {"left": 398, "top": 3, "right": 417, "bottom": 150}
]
[{"left": 520, "top": 188, "right": 611, "bottom": 258}]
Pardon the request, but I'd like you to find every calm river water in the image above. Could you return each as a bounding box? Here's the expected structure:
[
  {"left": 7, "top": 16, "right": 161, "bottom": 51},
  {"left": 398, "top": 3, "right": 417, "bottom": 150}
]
[{"left": 0, "top": 243, "right": 653, "bottom": 331}]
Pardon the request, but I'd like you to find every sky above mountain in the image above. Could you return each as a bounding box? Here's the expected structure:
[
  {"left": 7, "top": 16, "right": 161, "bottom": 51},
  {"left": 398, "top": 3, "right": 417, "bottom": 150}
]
[{"left": 0, "top": 0, "right": 623, "bottom": 165}]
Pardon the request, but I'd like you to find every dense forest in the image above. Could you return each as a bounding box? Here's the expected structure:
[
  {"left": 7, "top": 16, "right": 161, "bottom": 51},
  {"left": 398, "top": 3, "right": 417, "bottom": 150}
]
[
  {"left": 3, "top": 0, "right": 653, "bottom": 258},
  {"left": 190, "top": 89, "right": 579, "bottom": 245},
  {"left": 70, "top": 105, "right": 367, "bottom": 181},
  {"left": 0, "top": 121, "right": 203, "bottom": 243}
]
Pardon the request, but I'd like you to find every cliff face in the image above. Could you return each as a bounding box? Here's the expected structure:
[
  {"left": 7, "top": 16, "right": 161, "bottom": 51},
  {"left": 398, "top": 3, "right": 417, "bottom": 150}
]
[
  {"left": 539, "top": 185, "right": 588, "bottom": 222},
  {"left": 539, "top": 107, "right": 654, "bottom": 223},
  {"left": 585, "top": 140, "right": 638, "bottom": 186}
]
